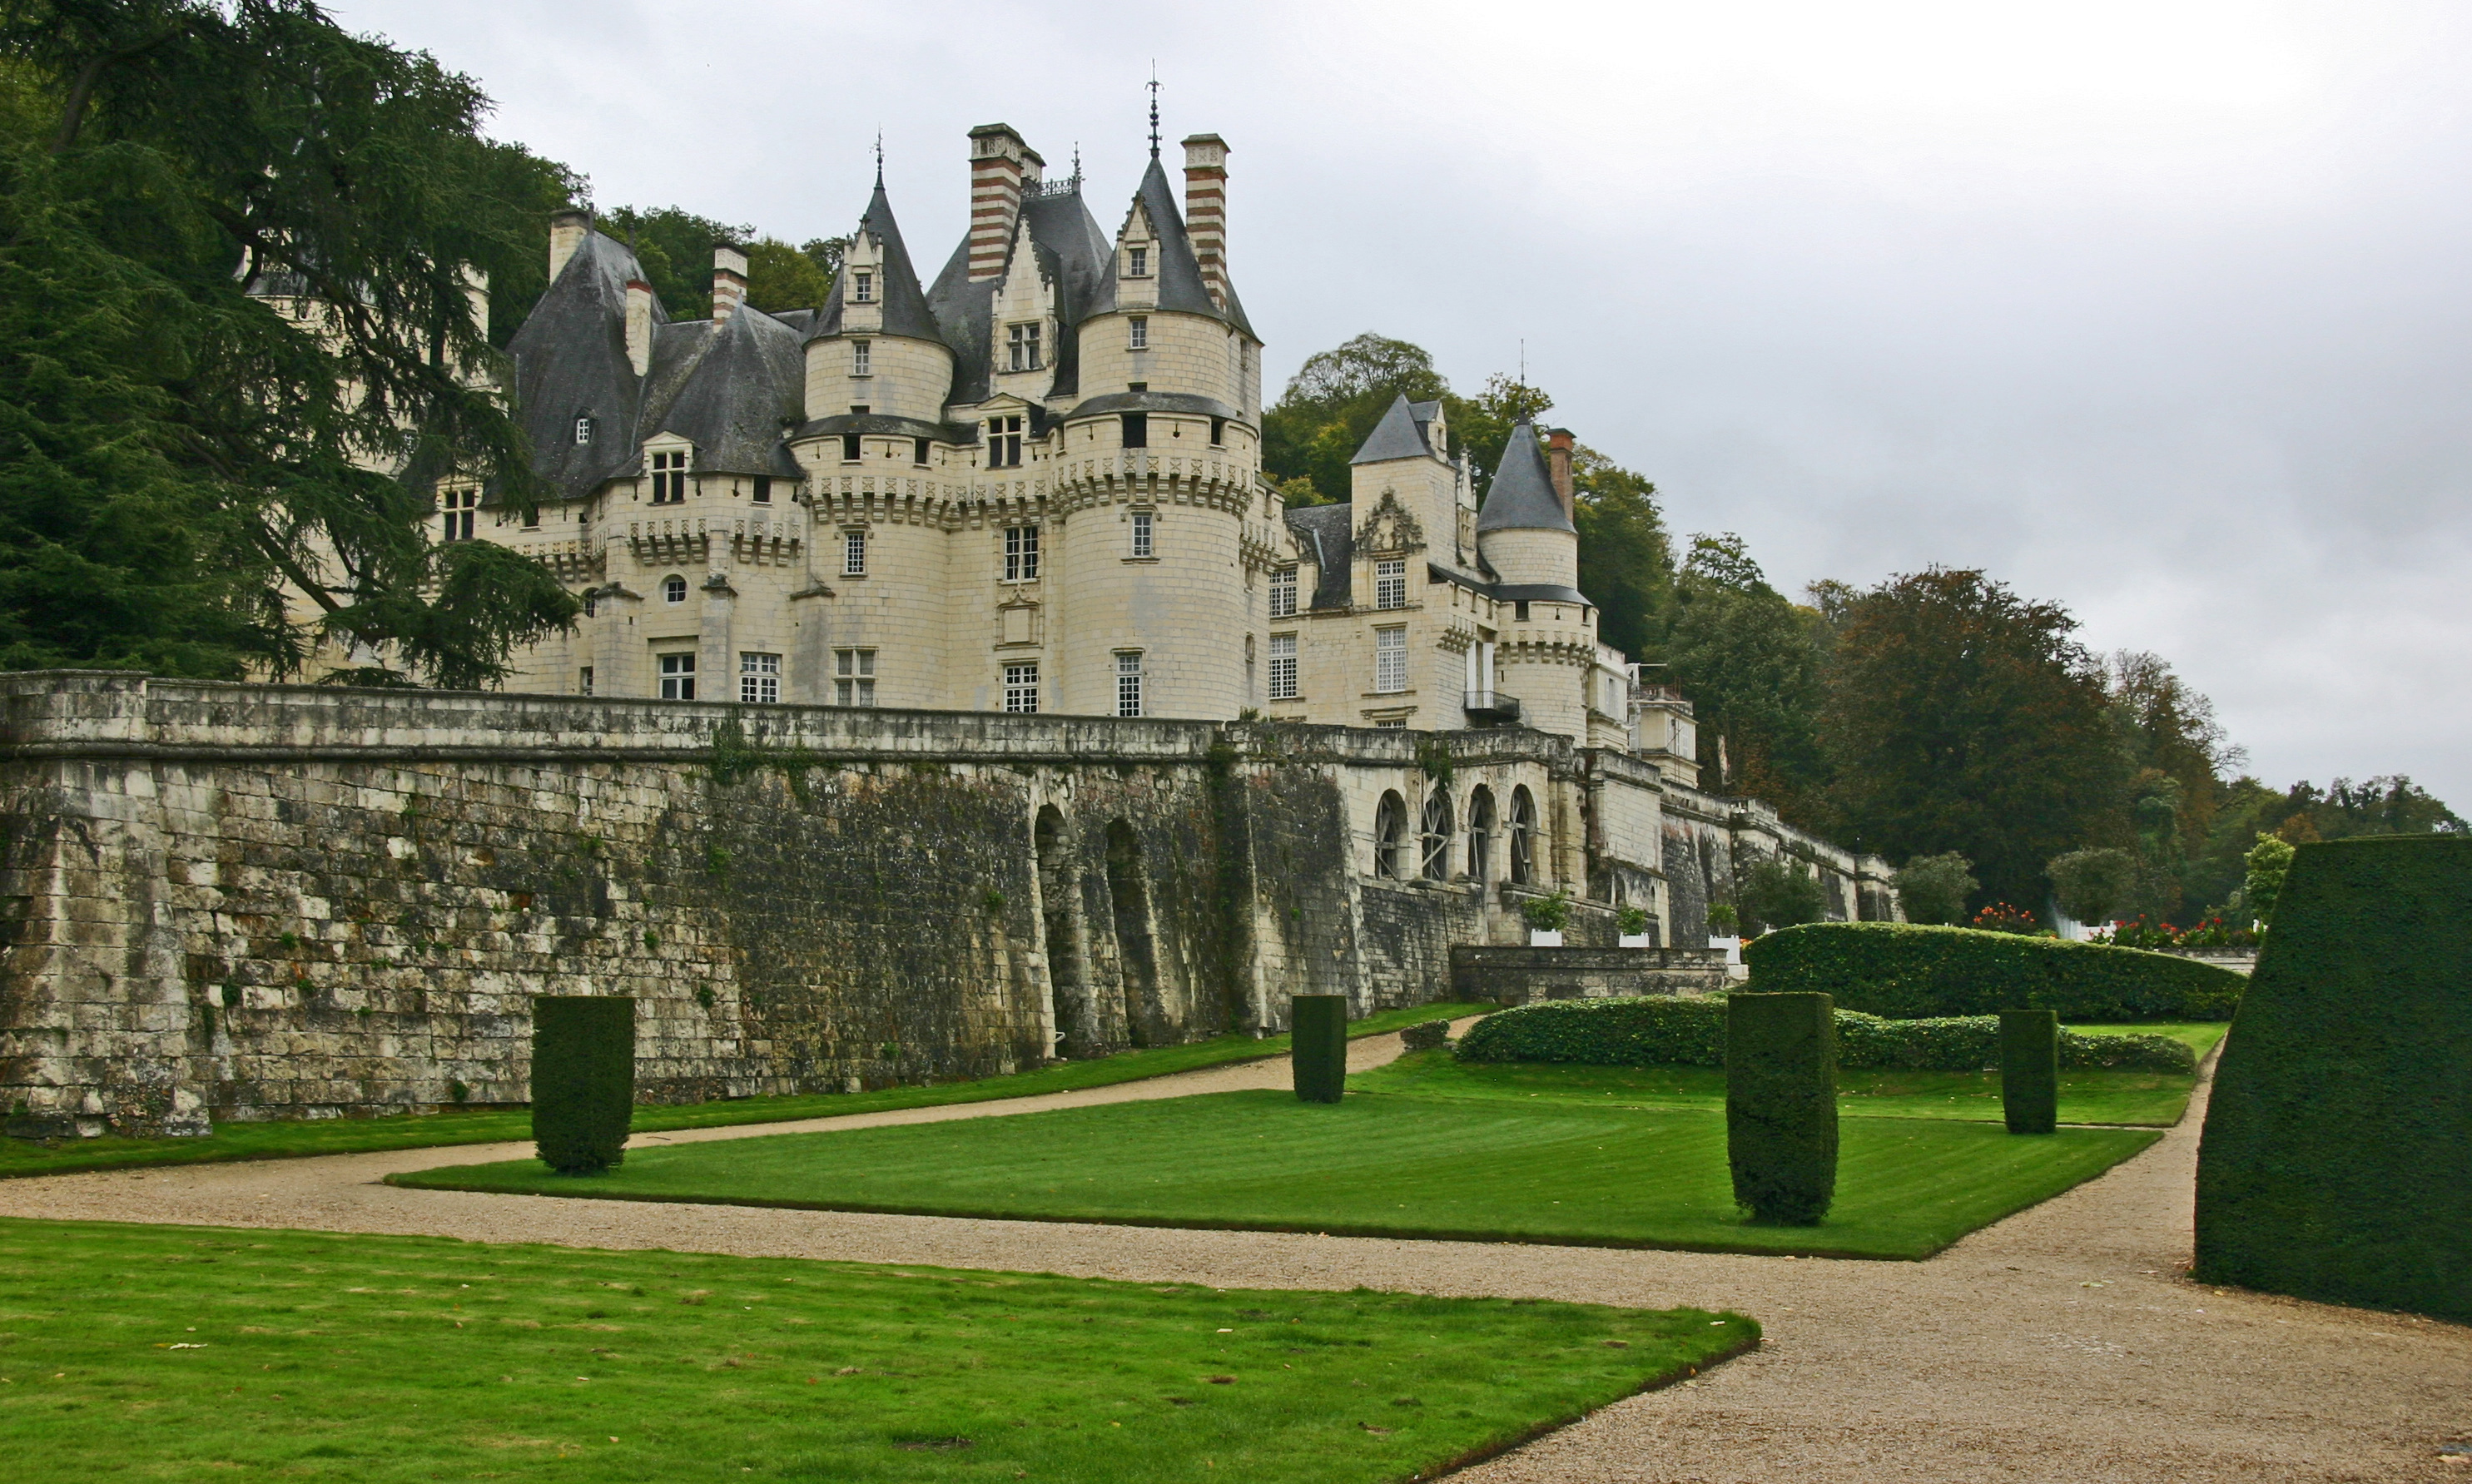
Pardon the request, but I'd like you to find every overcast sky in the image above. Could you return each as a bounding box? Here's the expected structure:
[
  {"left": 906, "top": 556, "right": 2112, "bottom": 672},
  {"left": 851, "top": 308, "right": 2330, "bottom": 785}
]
[{"left": 336, "top": 0, "right": 2472, "bottom": 807}]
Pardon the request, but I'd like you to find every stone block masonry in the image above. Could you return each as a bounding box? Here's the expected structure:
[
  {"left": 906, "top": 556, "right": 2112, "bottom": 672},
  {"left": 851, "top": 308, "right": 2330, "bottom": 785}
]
[{"left": 0, "top": 673, "right": 1621, "bottom": 1135}]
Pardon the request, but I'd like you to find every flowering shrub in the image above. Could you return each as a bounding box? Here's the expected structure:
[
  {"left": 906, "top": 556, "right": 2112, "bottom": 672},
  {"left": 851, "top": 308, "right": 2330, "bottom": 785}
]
[
  {"left": 2094, "top": 916, "right": 2258, "bottom": 950},
  {"left": 1969, "top": 902, "right": 2046, "bottom": 936}
]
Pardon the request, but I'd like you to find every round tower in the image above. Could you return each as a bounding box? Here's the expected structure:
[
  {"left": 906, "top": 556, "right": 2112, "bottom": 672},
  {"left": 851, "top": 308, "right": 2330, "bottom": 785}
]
[{"left": 1478, "top": 419, "right": 1596, "bottom": 742}]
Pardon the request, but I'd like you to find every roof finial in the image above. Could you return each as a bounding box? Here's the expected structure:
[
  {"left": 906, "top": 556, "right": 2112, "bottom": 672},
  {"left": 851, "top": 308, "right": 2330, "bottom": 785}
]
[
  {"left": 1072, "top": 141, "right": 1082, "bottom": 189},
  {"left": 874, "top": 131, "right": 884, "bottom": 187},
  {"left": 1147, "top": 66, "right": 1161, "bottom": 160}
]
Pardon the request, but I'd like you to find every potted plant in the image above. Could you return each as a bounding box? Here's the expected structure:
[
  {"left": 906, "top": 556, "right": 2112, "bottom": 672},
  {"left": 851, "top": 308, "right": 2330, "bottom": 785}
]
[
  {"left": 1522, "top": 889, "right": 1571, "bottom": 946},
  {"left": 1616, "top": 904, "right": 1654, "bottom": 949},
  {"left": 1705, "top": 901, "right": 1741, "bottom": 961}
]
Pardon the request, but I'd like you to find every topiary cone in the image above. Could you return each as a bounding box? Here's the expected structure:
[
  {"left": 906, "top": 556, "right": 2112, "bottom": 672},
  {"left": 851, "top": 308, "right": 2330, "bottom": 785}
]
[
  {"left": 1291, "top": 995, "right": 1348, "bottom": 1104},
  {"left": 1999, "top": 1009, "right": 2059, "bottom": 1134},
  {"left": 532, "top": 995, "right": 636, "bottom": 1174}
]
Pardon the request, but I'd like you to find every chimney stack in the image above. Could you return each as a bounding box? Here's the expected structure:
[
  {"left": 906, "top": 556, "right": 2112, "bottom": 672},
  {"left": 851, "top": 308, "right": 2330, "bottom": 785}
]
[
  {"left": 967, "top": 123, "right": 1038, "bottom": 282},
  {"left": 1546, "top": 429, "right": 1575, "bottom": 520},
  {"left": 623, "top": 278, "right": 653, "bottom": 376},
  {"left": 711, "top": 243, "right": 748, "bottom": 324},
  {"left": 548, "top": 207, "right": 593, "bottom": 285},
  {"left": 1182, "top": 134, "right": 1229, "bottom": 309}
]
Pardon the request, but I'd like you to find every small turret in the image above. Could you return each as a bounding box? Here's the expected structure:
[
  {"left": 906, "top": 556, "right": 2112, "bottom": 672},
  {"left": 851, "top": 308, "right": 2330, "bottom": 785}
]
[{"left": 1476, "top": 419, "right": 1578, "bottom": 590}]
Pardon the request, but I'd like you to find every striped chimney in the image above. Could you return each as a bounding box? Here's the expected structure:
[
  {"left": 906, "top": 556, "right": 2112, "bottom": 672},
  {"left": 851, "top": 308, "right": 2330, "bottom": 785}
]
[
  {"left": 1546, "top": 429, "right": 1576, "bottom": 522},
  {"left": 1182, "top": 134, "right": 1229, "bottom": 309},
  {"left": 967, "top": 124, "right": 1041, "bottom": 282},
  {"left": 711, "top": 243, "right": 748, "bottom": 324}
]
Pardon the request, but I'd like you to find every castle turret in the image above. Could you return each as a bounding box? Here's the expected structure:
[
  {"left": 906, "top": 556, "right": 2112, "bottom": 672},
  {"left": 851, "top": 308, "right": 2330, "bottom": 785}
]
[
  {"left": 800, "top": 178, "right": 953, "bottom": 427},
  {"left": 1476, "top": 419, "right": 1578, "bottom": 591},
  {"left": 1479, "top": 419, "right": 1593, "bottom": 742}
]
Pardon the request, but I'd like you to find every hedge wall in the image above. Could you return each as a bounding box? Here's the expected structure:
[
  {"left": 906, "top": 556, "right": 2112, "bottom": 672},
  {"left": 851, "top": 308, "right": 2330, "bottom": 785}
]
[
  {"left": 2195, "top": 836, "right": 2472, "bottom": 1322},
  {"left": 1453, "top": 996, "right": 2192, "bottom": 1074},
  {"left": 1744, "top": 921, "right": 2244, "bottom": 1021},
  {"left": 1727, "top": 992, "right": 1838, "bottom": 1224},
  {"left": 531, "top": 995, "right": 635, "bottom": 1174}
]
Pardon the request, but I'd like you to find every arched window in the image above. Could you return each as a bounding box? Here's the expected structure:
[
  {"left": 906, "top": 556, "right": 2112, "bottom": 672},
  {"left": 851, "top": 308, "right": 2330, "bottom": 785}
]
[
  {"left": 1509, "top": 786, "right": 1536, "bottom": 886},
  {"left": 1373, "top": 792, "right": 1407, "bottom": 880},
  {"left": 1419, "top": 792, "right": 1454, "bottom": 881},
  {"left": 1467, "top": 787, "right": 1496, "bottom": 885},
  {"left": 663, "top": 574, "right": 688, "bottom": 604}
]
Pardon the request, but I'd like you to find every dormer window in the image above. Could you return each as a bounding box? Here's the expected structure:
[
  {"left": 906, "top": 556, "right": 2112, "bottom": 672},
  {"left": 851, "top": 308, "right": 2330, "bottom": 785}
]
[
  {"left": 851, "top": 340, "right": 871, "bottom": 376},
  {"left": 573, "top": 416, "right": 593, "bottom": 446},
  {"left": 852, "top": 270, "right": 874, "bottom": 303},
  {"left": 649, "top": 449, "right": 688, "bottom": 504},
  {"left": 1128, "top": 315, "right": 1148, "bottom": 351},
  {"left": 1006, "top": 323, "right": 1041, "bottom": 372},
  {"left": 438, "top": 486, "right": 478, "bottom": 543},
  {"left": 1128, "top": 246, "right": 1149, "bottom": 278},
  {"left": 988, "top": 415, "right": 1023, "bottom": 468},
  {"left": 1375, "top": 559, "right": 1407, "bottom": 610}
]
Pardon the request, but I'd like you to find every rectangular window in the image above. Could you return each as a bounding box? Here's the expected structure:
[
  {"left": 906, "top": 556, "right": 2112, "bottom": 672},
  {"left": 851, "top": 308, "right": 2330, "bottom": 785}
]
[
  {"left": 1209, "top": 416, "right": 1226, "bottom": 446},
  {"left": 1268, "top": 567, "right": 1297, "bottom": 618},
  {"left": 1130, "top": 509, "right": 1154, "bottom": 558},
  {"left": 658, "top": 652, "right": 697, "bottom": 702},
  {"left": 914, "top": 437, "right": 932, "bottom": 466},
  {"left": 1268, "top": 634, "right": 1298, "bottom": 700},
  {"left": 1004, "top": 524, "right": 1040, "bottom": 582},
  {"left": 752, "top": 477, "right": 771, "bottom": 504},
  {"left": 1120, "top": 412, "right": 1147, "bottom": 448},
  {"left": 579, "top": 666, "right": 593, "bottom": 697},
  {"left": 1514, "top": 600, "right": 1530, "bottom": 623},
  {"left": 987, "top": 415, "right": 1022, "bottom": 468},
  {"left": 852, "top": 270, "right": 874, "bottom": 303},
  {"left": 582, "top": 590, "right": 598, "bottom": 618},
  {"left": 650, "top": 450, "right": 687, "bottom": 504},
  {"left": 438, "top": 487, "right": 478, "bottom": 543},
  {"left": 522, "top": 505, "right": 540, "bottom": 529},
  {"left": 1005, "top": 663, "right": 1040, "bottom": 714},
  {"left": 574, "top": 416, "right": 593, "bottom": 446},
  {"left": 1374, "top": 558, "right": 1407, "bottom": 610},
  {"left": 1006, "top": 322, "right": 1041, "bottom": 371},
  {"left": 842, "top": 529, "right": 866, "bottom": 576},
  {"left": 740, "top": 652, "right": 781, "bottom": 705},
  {"left": 1116, "top": 652, "right": 1144, "bottom": 717},
  {"left": 834, "top": 648, "right": 876, "bottom": 707},
  {"left": 851, "top": 340, "right": 871, "bottom": 375},
  {"left": 1129, "top": 246, "right": 1149, "bottom": 277},
  {"left": 1128, "top": 315, "right": 1148, "bottom": 350},
  {"left": 841, "top": 433, "right": 862, "bottom": 463},
  {"left": 1374, "top": 627, "right": 1407, "bottom": 694}
]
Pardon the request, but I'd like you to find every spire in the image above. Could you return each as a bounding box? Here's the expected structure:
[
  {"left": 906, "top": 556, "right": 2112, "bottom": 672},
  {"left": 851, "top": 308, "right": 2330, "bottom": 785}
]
[
  {"left": 1147, "top": 67, "right": 1161, "bottom": 160},
  {"left": 815, "top": 178, "right": 946, "bottom": 349},
  {"left": 1476, "top": 419, "right": 1576, "bottom": 534},
  {"left": 874, "top": 131, "right": 884, "bottom": 187}
]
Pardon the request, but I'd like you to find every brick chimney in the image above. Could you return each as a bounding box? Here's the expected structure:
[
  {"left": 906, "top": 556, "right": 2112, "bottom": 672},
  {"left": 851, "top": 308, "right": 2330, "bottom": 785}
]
[
  {"left": 1182, "top": 134, "right": 1229, "bottom": 310},
  {"left": 548, "top": 207, "right": 593, "bottom": 285},
  {"left": 623, "top": 278, "right": 653, "bottom": 376},
  {"left": 1546, "top": 428, "right": 1575, "bottom": 520},
  {"left": 967, "top": 124, "right": 1038, "bottom": 282},
  {"left": 711, "top": 243, "right": 748, "bottom": 324}
]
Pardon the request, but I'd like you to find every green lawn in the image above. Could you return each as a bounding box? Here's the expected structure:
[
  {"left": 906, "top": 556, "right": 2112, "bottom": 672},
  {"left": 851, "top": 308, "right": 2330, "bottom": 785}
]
[
  {"left": 0, "top": 1003, "right": 1496, "bottom": 1182},
  {"left": 395, "top": 1088, "right": 2159, "bottom": 1261},
  {"left": 0, "top": 1218, "right": 1750, "bottom": 1483},
  {"left": 1356, "top": 1050, "right": 2198, "bottom": 1127},
  {"left": 2070, "top": 1021, "right": 2230, "bottom": 1059}
]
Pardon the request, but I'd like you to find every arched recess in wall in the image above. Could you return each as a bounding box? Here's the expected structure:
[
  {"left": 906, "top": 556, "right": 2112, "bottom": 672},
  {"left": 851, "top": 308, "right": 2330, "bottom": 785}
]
[
  {"left": 1104, "top": 820, "right": 1159, "bottom": 1049},
  {"left": 1419, "top": 792, "right": 1454, "bottom": 881},
  {"left": 1467, "top": 787, "right": 1496, "bottom": 885},
  {"left": 1509, "top": 786, "right": 1536, "bottom": 886},
  {"left": 1034, "top": 805, "right": 1085, "bottom": 1056},
  {"left": 1373, "top": 792, "right": 1407, "bottom": 880}
]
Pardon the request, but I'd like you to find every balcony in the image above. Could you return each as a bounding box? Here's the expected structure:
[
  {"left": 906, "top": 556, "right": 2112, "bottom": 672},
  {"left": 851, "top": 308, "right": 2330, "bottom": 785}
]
[{"left": 1462, "top": 689, "right": 1521, "bottom": 723}]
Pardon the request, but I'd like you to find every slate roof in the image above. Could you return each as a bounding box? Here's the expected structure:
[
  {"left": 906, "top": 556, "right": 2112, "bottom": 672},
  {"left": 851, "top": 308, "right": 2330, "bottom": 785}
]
[
  {"left": 1283, "top": 503, "right": 1355, "bottom": 609},
  {"left": 814, "top": 182, "right": 947, "bottom": 351},
  {"left": 1090, "top": 157, "right": 1257, "bottom": 339},
  {"left": 640, "top": 305, "right": 806, "bottom": 479},
  {"left": 1477, "top": 419, "right": 1576, "bottom": 534},
  {"left": 926, "top": 185, "right": 1115, "bottom": 406},
  {"left": 507, "top": 230, "right": 665, "bottom": 500},
  {"left": 1350, "top": 394, "right": 1435, "bottom": 464}
]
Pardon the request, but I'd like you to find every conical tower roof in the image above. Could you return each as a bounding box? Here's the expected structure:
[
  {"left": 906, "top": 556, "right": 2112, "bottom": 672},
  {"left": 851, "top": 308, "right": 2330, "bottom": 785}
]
[
  {"left": 1476, "top": 419, "right": 1575, "bottom": 534},
  {"left": 813, "top": 181, "right": 946, "bottom": 347}
]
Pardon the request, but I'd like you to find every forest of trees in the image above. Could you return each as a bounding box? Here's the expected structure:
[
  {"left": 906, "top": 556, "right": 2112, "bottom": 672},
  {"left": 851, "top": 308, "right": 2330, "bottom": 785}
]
[{"left": 1260, "top": 332, "right": 2466, "bottom": 922}]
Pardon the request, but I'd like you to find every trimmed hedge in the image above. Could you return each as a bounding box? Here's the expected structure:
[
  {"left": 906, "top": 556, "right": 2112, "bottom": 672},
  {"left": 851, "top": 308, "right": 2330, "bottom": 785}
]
[
  {"left": 1453, "top": 996, "right": 2192, "bottom": 1075},
  {"left": 2195, "top": 836, "right": 2472, "bottom": 1323},
  {"left": 1291, "top": 995, "right": 1348, "bottom": 1104},
  {"left": 531, "top": 995, "right": 635, "bottom": 1174},
  {"left": 1745, "top": 921, "right": 2244, "bottom": 1021},
  {"left": 1727, "top": 993, "right": 1838, "bottom": 1224},
  {"left": 2000, "top": 1010, "right": 2059, "bottom": 1134}
]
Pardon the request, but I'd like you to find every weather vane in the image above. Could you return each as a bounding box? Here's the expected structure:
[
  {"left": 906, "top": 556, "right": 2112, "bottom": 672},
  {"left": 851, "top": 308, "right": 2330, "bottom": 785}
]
[
  {"left": 1148, "top": 66, "right": 1161, "bottom": 160},
  {"left": 873, "top": 131, "right": 884, "bottom": 186}
]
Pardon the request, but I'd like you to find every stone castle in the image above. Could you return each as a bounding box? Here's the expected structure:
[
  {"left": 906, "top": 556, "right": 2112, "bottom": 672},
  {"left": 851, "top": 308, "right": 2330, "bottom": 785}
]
[{"left": 0, "top": 121, "right": 1899, "bottom": 1137}]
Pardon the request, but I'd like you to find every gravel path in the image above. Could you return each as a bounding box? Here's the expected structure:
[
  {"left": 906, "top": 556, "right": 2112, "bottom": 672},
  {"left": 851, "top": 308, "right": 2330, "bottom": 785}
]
[{"left": 2, "top": 1024, "right": 2464, "bottom": 1481}]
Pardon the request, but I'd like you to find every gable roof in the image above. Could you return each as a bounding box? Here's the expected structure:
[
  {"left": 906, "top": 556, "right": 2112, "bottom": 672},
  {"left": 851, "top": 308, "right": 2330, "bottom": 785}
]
[
  {"left": 814, "top": 182, "right": 946, "bottom": 349},
  {"left": 1350, "top": 394, "right": 1435, "bottom": 464},
  {"left": 926, "top": 184, "right": 1115, "bottom": 405},
  {"left": 1476, "top": 419, "right": 1576, "bottom": 534}
]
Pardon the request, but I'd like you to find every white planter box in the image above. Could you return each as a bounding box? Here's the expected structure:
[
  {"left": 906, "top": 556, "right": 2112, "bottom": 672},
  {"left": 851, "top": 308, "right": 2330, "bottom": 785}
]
[
  {"left": 1708, "top": 935, "right": 1742, "bottom": 965},
  {"left": 1618, "top": 933, "right": 1655, "bottom": 949},
  {"left": 1527, "top": 930, "right": 1565, "bottom": 947}
]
